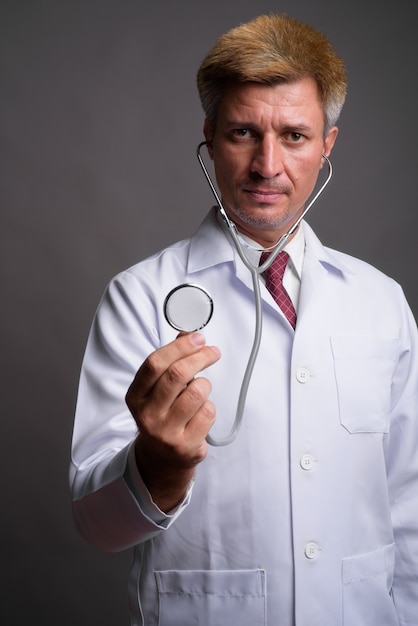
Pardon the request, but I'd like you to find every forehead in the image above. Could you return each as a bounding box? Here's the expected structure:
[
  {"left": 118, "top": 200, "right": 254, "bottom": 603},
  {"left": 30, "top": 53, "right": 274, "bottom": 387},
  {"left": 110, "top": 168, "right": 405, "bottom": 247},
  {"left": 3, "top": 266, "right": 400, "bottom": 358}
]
[{"left": 217, "top": 77, "right": 324, "bottom": 127}]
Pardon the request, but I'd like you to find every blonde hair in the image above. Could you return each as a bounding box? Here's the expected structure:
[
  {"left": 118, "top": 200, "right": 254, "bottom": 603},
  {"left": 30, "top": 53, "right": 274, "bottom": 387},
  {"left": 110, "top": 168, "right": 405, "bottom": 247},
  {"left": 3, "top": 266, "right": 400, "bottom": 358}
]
[{"left": 197, "top": 14, "right": 347, "bottom": 133}]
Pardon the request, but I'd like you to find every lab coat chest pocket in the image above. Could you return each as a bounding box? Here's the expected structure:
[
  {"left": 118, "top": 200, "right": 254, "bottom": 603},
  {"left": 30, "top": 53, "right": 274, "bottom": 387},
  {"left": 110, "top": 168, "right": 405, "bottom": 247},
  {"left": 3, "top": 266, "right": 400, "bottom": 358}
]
[
  {"left": 155, "top": 569, "right": 266, "bottom": 626},
  {"left": 330, "top": 336, "right": 399, "bottom": 433}
]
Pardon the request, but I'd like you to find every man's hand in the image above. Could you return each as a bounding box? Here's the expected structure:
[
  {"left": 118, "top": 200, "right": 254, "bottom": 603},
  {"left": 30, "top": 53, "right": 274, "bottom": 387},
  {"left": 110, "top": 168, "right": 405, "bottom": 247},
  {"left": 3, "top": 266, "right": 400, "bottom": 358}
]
[{"left": 125, "top": 332, "right": 221, "bottom": 512}]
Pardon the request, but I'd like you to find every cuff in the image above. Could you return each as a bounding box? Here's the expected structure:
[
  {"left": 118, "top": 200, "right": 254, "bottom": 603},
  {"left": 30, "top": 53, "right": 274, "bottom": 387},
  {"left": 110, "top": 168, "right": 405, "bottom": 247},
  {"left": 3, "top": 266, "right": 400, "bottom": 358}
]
[{"left": 124, "top": 441, "right": 194, "bottom": 526}]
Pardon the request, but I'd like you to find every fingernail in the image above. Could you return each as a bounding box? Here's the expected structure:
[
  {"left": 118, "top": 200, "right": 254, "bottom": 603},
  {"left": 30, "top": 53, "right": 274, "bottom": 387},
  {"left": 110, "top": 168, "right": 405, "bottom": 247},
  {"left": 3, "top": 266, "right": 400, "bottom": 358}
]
[{"left": 190, "top": 332, "right": 205, "bottom": 346}]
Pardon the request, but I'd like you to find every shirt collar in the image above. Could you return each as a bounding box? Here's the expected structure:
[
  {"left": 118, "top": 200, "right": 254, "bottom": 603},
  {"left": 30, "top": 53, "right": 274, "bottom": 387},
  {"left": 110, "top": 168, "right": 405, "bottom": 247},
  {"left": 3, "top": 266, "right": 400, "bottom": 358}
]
[
  {"left": 188, "top": 207, "right": 356, "bottom": 277},
  {"left": 215, "top": 213, "right": 305, "bottom": 280}
]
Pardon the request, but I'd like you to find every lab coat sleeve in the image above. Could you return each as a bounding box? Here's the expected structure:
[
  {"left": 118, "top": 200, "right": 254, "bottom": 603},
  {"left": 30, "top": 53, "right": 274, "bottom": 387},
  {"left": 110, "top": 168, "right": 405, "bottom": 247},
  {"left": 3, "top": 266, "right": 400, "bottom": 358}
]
[
  {"left": 69, "top": 269, "right": 191, "bottom": 552},
  {"left": 385, "top": 292, "right": 418, "bottom": 624}
]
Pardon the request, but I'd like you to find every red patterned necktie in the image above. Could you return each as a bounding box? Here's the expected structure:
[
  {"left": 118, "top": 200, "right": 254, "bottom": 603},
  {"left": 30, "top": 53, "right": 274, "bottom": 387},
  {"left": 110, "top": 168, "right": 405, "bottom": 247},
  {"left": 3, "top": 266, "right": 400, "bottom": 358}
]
[{"left": 260, "top": 250, "right": 297, "bottom": 329}]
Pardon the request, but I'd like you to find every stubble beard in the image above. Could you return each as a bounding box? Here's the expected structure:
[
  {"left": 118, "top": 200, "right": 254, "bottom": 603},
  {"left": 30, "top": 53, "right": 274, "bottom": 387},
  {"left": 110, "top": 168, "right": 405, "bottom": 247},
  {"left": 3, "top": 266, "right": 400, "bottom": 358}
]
[{"left": 231, "top": 199, "right": 296, "bottom": 232}]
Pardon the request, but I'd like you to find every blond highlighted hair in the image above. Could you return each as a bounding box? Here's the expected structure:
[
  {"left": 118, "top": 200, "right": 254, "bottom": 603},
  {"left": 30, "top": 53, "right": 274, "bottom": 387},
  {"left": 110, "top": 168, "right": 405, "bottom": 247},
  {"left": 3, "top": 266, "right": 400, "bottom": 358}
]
[{"left": 197, "top": 14, "right": 347, "bottom": 133}]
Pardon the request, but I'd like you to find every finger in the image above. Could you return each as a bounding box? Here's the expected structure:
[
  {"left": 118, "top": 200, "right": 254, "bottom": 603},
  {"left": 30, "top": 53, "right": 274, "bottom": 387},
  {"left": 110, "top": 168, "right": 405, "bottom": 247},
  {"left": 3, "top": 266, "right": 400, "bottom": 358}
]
[
  {"left": 163, "top": 379, "right": 216, "bottom": 457},
  {"left": 154, "top": 385, "right": 216, "bottom": 465},
  {"left": 169, "top": 376, "right": 213, "bottom": 427},
  {"left": 126, "top": 337, "right": 221, "bottom": 427},
  {"left": 132, "top": 332, "right": 208, "bottom": 394},
  {"left": 154, "top": 346, "right": 220, "bottom": 408},
  {"left": 183, "top": 398, "right": 216, "bottom": 444},
  {"left": 133, "top": 381, "right": 216, "bottom": 470},
  {"left": 134, "top": 346, "right": 219, "bottom": 434}
]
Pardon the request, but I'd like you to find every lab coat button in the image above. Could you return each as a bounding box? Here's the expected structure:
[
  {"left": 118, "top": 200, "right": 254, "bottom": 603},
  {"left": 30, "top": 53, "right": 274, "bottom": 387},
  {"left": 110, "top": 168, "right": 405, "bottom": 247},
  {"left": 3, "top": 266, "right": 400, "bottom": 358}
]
[
  {"left": 296, "top": 368, "right": 310, "bottom": 383},
  {"left": 304, "top": 542, "right": 321, "bottom": 560},
  {"left": 300, "top": 454, "right": 315, "bottom": 470}
]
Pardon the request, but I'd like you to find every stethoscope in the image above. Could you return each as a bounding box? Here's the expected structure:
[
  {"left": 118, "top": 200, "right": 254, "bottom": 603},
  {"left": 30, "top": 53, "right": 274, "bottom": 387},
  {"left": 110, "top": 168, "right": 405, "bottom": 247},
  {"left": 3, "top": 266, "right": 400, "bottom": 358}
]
[{"left": 163, "top": 141, "right": 333, "bottom": 446}]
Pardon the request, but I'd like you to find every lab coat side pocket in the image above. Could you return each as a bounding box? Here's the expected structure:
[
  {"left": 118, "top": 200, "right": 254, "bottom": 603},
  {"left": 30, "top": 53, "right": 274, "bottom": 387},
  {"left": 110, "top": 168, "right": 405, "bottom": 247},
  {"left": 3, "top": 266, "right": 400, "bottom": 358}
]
[
  {"left": 342, "top": 544, "right": 399, "bottom": 626},
  {"left": 155, "top": 568, "right": 266, "bottom": 626},
  {"left": 330, "top": 336, "right": 399, "bottom": 434}
]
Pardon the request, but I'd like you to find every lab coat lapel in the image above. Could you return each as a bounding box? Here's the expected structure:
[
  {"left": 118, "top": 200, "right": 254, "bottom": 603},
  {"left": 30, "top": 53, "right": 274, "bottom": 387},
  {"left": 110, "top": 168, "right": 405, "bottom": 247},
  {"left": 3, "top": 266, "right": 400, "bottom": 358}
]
[
  {"left": 188, "top": 208, "right": 235, "bottom": 273},
  {"left": 297, "top": 222, "right": 353, "bottom": 324},
  {"left": 188, "top": 207, "right": 260, "bottom": 293},
  {"left": 298, "top": 252, "right": 327, "bottom": 319}
]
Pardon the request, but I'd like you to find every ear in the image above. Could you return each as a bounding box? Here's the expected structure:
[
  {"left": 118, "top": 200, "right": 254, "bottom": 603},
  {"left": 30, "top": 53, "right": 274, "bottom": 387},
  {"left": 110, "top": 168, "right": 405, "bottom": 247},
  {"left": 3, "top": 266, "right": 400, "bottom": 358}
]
[
  {"left": 203, "top": 119, "right": 214, "bottom": 159},
  {"left": 323, "top": 126, "right": 338, "bottom": 158}
]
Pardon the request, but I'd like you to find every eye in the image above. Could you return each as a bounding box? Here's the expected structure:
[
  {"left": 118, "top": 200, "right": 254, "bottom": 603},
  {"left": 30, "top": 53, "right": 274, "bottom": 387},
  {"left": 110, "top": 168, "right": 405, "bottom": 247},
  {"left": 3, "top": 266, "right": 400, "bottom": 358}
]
[
  {"left": 288, "top": 132, "right": 304, "bottom": 142},
  {"left": 231, "top": 128, "right": 252, "bottom": 139}
]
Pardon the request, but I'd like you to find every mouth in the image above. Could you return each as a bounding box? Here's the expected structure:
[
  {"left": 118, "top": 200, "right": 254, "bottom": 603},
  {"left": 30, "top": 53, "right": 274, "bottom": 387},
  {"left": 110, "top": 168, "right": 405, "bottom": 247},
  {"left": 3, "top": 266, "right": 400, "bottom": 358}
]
[{"left": 244, "top": 188, "right": 287, "bottom": 204}]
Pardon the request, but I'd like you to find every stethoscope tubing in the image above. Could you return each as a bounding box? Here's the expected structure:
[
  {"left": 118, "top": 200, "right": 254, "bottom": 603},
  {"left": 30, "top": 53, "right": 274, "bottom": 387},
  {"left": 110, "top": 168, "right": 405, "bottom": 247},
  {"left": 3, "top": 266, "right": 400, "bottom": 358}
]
[
  {"left": 197, "top": 141, "right": 332, "bottom": 275},
  {"left": 196, "top": 141, "right": 333, "bottom": 445}
]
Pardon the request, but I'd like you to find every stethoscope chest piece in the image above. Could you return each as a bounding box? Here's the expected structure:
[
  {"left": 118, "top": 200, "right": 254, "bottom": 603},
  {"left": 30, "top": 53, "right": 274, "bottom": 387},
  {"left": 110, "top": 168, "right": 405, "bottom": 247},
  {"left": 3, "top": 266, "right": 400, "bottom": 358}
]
[{"left": 164, "top": 284, "right": 214, "bottom": 332}]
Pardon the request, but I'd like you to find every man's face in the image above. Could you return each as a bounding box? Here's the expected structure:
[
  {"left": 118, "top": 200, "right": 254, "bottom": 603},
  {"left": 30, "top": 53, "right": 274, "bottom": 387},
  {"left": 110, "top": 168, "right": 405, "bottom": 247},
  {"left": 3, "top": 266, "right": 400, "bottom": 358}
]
[{"left": 204, "top": 77, "right": 338, "bottom": 248}]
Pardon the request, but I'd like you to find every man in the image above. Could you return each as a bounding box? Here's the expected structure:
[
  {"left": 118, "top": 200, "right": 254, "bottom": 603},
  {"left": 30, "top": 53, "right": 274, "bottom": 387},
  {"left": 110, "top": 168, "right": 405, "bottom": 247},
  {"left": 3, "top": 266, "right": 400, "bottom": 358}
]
[{"left": 70, "top": 14, "right": 418, "bottom": 626}]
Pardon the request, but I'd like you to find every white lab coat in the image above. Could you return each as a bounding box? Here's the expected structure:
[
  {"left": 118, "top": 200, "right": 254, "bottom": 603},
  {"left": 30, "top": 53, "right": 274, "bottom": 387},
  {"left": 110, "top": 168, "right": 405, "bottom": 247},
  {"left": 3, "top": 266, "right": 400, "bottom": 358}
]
[{"left": 70, "top": 208, "right": 418, "bottom": 626}]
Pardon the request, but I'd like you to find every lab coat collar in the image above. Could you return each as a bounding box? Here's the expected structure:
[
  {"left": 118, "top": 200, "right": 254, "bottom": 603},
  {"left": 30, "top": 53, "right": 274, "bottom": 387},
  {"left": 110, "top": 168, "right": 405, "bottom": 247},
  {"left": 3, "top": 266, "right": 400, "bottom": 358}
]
[
  {"left": 187, "top": 207, "right": 236, "bottom": 273},
  {"left": 301, "top": 221, "right": 356, "bottom": 277},
  {"left": 187, "top": 207, "right": 356, "bottom": 278}
]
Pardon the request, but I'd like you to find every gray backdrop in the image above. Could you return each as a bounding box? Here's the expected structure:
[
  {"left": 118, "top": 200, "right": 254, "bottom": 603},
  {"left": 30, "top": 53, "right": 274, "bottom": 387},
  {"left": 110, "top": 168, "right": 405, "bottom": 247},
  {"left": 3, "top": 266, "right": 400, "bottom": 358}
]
[{"left": 1, "top": 1, "right": 417, "bottom": 624}]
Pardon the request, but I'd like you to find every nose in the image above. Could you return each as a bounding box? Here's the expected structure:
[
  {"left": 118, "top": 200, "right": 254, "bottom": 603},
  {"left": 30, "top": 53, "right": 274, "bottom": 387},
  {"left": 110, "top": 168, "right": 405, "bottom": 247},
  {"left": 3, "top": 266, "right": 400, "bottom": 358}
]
[{"left": 250, "top": 136, "right": 284, "bottom": 179}]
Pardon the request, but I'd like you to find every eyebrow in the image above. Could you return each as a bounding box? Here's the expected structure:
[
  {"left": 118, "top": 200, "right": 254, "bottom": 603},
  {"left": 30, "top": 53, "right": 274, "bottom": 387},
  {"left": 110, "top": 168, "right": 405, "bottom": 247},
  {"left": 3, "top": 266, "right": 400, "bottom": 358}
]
[
  {"left": 224, "top": 120, "right": 314, "bottom": 133},
  {"left": 281, "top": 123, "right": 313, "bottom": 133}
]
